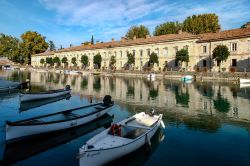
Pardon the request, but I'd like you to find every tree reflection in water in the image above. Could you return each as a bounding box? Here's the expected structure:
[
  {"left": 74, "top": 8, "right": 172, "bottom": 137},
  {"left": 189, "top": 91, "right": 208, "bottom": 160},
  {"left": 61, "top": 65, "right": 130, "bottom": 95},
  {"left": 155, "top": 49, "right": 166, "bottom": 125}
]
[
  {"left": 213, "top": 92, "right": 231, "bottom": 113},
  {"left": 93, "top": 77, "right": 101, "bottom": 92},
  {"left": 174, "top": 85, "right": 190, "bottom": 107},
  {"left": 81, "top": 76, "right": 88, "bottom": 90}
]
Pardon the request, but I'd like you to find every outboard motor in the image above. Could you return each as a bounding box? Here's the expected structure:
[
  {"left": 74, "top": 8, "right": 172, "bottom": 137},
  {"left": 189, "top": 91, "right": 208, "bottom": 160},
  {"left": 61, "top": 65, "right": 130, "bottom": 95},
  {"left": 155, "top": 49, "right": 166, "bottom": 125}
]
[
  {"left": 150, "top": 108, "right": 155, "bottom": 116},
  {"left": 65, "top": 85, "right": 71, "bottom": 90},
  {"left": 103, "top": 95, "right": 113, "bottom": 106}
]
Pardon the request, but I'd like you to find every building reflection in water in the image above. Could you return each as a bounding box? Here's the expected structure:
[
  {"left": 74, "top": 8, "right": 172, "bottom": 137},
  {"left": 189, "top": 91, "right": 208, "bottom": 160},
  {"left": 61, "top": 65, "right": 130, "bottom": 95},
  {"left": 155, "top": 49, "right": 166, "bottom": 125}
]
[{"left": 6, "top": 71, "right": 247, "bottom": 124}]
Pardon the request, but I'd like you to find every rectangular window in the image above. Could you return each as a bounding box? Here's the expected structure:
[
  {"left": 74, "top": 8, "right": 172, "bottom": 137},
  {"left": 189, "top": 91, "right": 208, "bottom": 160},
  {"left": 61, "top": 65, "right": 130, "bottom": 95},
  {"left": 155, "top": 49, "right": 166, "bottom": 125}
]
[
  {"left": 203, "top": 46, "right": 207, "bottom": 53},
  {"left": 217, "top": 60, "right": 221, "bottom": 67},
  {"left": 175, "top": 60, "right": 178, "bottom": 67},
  {"left": 120, "top": 51, "right": 122, "bottom": 58},
  {"left": 232, "top": 59, "right": 237, "bottom": 66},
  {"left": 140, "top": 50, "right": 143, "bottom": 57},
  {"left": 203, "top": 60, "right": 207, "bottom": 67},
  {"left": 147, "top": 49, "right": 150, "bottom": 56},
  {"left": 133, "top": 50, "right": 135, "bottom": 57},
  {"left": 163, "top": 48, "right": 168, "bottom": 56},
  {"left": 231, "top": 43, "right": 237, "bottom": 51}
]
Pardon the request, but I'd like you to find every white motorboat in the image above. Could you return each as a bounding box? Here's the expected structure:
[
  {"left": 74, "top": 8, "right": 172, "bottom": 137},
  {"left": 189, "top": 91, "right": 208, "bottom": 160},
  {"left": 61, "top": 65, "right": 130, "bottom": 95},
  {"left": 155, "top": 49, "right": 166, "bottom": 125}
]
[
  {"left": 239, "top": 78, "right": 250, "bottom": 84},
  {"left": 5, "top": 95, "right": 114, "bottom": 142},
  {"left": 147, "top": 73, "right": 156, "bottom": 79},
  {"left": 181, "top": 75, "right": 193, "bottom": 81},
  {"left": 79, "top": 111, "right": 165, "bottom": 166},
  {"left": 20, "top": 85, "right": 71, "bottom": 102}
]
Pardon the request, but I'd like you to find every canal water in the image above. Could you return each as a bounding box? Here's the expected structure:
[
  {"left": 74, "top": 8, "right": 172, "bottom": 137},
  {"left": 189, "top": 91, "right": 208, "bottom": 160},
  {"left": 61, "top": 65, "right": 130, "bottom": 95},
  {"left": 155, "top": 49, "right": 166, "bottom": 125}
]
[{"left": 0, "top": 70, "right": 249, "bottom": 166}]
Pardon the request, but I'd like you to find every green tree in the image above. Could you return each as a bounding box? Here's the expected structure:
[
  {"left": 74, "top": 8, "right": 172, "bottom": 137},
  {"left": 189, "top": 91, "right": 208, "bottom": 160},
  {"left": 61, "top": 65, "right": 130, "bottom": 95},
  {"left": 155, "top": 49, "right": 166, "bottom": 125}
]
[
  {"left": 20, "top": 31, "right": 48, "bottom": 64},
  {"left": 40, "top": 58, "right": 45, "bottom": 66},
  {"left": 93, "top": 53, "right": 102, "bottom": 69},
  {"left": 183, "top": 13, "right": 220, "bottom": 34},
  {"left": 126, "top": 25, "right": 150, "bottom": 39},
  {"left": 176, "top": 49, "right": 189, "bottom": 67},
  {"left": 91, "top": 35, "right": 94, "bottom": 45},
  {"left": 53, "top": 57, "right": 60, "bottom": 67},
  {"left": 154, "top": 21, "right": 182, "bottom": 36},
  {"left": 0, "top": 33, "right": 20, "bottom": 62},
  {"left": 61, "top": 57, "right": 68, "bottom": 67},
  {"left": 45, "top": 57, "right": 53, "bottom": 66},
  {"left": 109, "top": 55, "right": 116, "bottom": 68},
  {"left": 49, "top": 40, "right": 56, "bottom": 51},
  {"left": 127, "top": 52, "right": 135, "bottom": 66},
  {"left": 212, "top": 45, "right": 230, "bottom": 71},
  {"left": 81, "top": 54, "right": 89, "bottom": 68},
  {"left": 71, "top": 57, "right": 77, "bottom": 67},
  {"left": 149, "top": 52, "right": 159, "bottom": 66}
]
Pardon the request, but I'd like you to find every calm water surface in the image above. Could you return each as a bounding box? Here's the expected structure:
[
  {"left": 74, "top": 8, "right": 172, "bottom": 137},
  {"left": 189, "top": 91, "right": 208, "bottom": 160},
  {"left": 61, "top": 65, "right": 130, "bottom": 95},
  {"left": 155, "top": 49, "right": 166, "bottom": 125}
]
[{"left": 0, "top": 70, "right": 249, "bottom": 166}]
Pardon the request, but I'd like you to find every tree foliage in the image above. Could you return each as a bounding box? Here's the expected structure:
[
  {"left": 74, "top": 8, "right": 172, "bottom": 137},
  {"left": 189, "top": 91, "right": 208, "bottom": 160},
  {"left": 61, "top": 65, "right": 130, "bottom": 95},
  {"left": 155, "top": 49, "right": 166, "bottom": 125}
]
[
  {"left": 176, "top": 49, "right": 189, "bottom": 66},
  {"left": 61, "top": 57, "right": 68, "bottom": 64},
  {"left": 45, "top": 57, "right": 53, "bottom": 65},
  {"left": 126, "top": 25, "right": 150, "bottom": 39},
  {"left": 109, "top": 55, "right": 116, "bottom": 67},
  {"left": 20, "top": 31, "right": 48, "bottom": 64},
  {"left": 81, "top": 54, "right": 89, "bottom": 67},
  {"left": 40, "top": 58, "right": 45, "bottom": 65},
  {"left": 93, "top": 53, "right": 102, "bottom": 69},
  {"left": 154, "top": 21, "right": 182, "bottom": 36},
  {"left": 212, "top": 45, "right": 230, "bottom": 70},
  {"left": 53, "top": 57, "right": 60, "bottom": 64},
  {"left": 149, "top": 52, "right": 159, "bottom": 65},
  {"left": 71, "top": 57, "right": 77, "bottom": 66},
  {"left": 127, "top": 52, "right": 135, "bottom": 65},
  {"left": 49, "top": 40, "right": 56, "bottom": 51},
  {"left": 0, "top": 33, "right": 20, "bottom": 62},
  {"left": 183, "top": 13, "right": 220, "bottom": 34}
]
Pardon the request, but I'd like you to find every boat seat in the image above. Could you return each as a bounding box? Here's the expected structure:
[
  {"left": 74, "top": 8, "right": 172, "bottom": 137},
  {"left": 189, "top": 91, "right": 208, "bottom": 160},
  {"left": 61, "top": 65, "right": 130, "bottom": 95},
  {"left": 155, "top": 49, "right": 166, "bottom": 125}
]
[
  {"left": 123, "top": 127, "right": 148, "bottom": 139},
  {"left": 95, "top": 106, "right": 106, "bottom": 110},
  {"left": 19, "top": 119, "right": 44, "bottom": 125},
  {"left": 63, "top": 112, "right": 80, "bottom": 118}
]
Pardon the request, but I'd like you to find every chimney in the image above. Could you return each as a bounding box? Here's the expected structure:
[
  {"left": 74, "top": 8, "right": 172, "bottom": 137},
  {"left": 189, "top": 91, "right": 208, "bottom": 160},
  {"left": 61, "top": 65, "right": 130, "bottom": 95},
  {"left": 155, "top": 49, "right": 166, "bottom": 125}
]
[
  {"left": 111, "top": 38, "right": 115, "bottom": 42},
  {"left": 146, "top": 35, "right": 150, "bottom": 39},
  {"left": 133, "top": 36, "right": 136, "bottom": 40},
  {"left": 216, "top": 27, "right": 221, "bottom": 33},
  {"left": 178, "top": 29, "right": 182, "bottom": 34},
  {"left": 246, "top": 22, "right": 250, "bottom": 29}
]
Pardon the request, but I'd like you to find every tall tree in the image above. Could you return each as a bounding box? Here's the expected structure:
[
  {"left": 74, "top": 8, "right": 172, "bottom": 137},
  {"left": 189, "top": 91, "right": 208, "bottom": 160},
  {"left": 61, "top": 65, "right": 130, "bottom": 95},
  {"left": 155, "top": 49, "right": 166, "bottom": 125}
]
[
  {"left": 126, "top": 25, "right": 150, "bottom": 39},
  {"left": 127, "top": 52, "right": 135, "bottom": 66},
  {"left": 52, "top": 57, "right": 60, "bottom": 67},
  {"left": 212, "top": 45, "right": 230, "bottom": 71},
  {"left": 0, "top": 33, "right": 20, "bottom": 62},
  {"left": 45, "top": 57, "right": 53, "bottom": 66},
  {"left": 20, "top": 31, "right": 48, "bottom": 64},
  {"left": 154, "top": 22, "right": 182, "bottom": 36},
  {"left": 81, "top": 54, "right": 89, "bottom": 69},
  {"left": 49, "top": 40, "right": 56, "bottom": 51},
  {"left": 176, "top": 49, "right": 189, "bottom": 67},
  {"left": 61, "top": 57, "right": 68, "bottom": 68},
  {"left": 40, "top": 58, "right": 45, "bottom": 66},
  {"left": 183, "top": 13, "right": 220, "bottom": 34},
  {"left": 91, "top": 35, "right": 94, "bottom": 45},
  {"left": 93, "top": 53, "right": 102, "bottom": 69}
]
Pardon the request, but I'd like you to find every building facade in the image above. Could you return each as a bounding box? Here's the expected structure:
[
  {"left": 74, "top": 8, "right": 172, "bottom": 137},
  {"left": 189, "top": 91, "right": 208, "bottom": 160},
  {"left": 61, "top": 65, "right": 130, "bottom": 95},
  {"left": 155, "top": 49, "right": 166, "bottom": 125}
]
[{"left": 31, "top": 24, "right": 250, "bottom": 72}]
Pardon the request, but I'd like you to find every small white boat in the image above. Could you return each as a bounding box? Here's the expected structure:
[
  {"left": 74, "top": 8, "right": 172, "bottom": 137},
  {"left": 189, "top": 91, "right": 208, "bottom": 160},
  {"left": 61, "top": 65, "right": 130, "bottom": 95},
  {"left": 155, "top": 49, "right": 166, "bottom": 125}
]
[
  {"left": 5, "top": 95, "right": 114, "bottom": 142},
  {"left": 79, "top": 111, "right": 164, "bottom": 166},
  {"left": 147, "top": 73, "right": 156, "bottom": 79},
  {"left": 20, "top": 85, "right": 71, "bottom": 102},
  {"left": 2, "top": 65, "right": 13, "bottom": 70},
  {"left": 239, "top": 78, "right": 250, "bottom": 84},
  {"left": 181, "top": 75, "right": 193, "bottom": 81}
]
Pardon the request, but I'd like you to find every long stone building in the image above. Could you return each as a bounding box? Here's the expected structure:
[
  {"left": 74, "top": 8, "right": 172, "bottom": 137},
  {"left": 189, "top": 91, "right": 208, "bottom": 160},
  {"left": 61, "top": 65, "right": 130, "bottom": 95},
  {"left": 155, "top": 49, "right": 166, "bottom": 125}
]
[{"left": 31, "top": 23, "right": 250, "bottom": 72}]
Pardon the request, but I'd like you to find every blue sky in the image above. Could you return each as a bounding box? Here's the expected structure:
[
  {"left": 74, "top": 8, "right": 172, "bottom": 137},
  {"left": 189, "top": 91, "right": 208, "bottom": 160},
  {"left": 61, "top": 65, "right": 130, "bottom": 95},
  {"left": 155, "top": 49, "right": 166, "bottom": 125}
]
[{"left": 0, "top": 0, "right": 249, "bottom": 48}]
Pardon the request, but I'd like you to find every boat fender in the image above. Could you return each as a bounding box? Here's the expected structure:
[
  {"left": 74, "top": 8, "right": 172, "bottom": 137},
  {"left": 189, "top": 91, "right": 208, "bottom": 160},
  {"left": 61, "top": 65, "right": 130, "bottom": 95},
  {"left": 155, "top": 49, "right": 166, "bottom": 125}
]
[
  {"left": 103, "top": 95, "right": 113, "bottom": 106},
  {"left": 111, "top": 124, "right": 121, "bottom": 136}
]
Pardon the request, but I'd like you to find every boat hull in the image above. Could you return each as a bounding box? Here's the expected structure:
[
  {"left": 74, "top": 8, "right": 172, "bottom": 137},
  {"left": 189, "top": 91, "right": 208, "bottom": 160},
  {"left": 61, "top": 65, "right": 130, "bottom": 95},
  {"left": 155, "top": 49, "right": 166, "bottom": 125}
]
[
  {"left": 240, "top": 79, "right": 250, "bottom": 84},
  {"left": 6, "top": 106, "right": 112, "bottom": 142},
  {"left": 20, "top": 89, "right": 71, "bottom": 102},
  {"left": 79, "top": 118, "right": 161, "bottom": 166}
]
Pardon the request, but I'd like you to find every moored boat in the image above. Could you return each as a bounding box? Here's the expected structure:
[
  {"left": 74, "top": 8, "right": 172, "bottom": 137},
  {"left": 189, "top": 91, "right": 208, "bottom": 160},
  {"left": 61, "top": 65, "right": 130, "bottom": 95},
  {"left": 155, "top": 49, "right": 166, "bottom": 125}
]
[
  {"left": 239, "top": 78, "right": 250, "bottom": 84},
  {"left": 20, "top": 85, "right": 71, "bottom": 102},
  {"left": 0, "top": 80, "right": 29, "bottom": 92},
  {"left": 5, "top": 95, "right": 114, "bottom": 142},
  {"left": 78, "top": 111, "right": 164, "bottom": 166},
  {"left": 181, "top": 75, "right": 193, "bottom": 81}
]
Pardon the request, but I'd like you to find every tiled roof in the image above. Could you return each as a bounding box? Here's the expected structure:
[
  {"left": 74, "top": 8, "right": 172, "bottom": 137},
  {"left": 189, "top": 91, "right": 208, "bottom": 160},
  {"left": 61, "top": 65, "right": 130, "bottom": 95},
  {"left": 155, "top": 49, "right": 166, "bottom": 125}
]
[
  {"left": 55, "top": 32, "right": 199, "bottom": 53},
  {"left": 199, "top": 28, "right": 250, "bottom": 42},
  {"left": 33, "top": 27, "right": 250, "bottom": 56}
]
